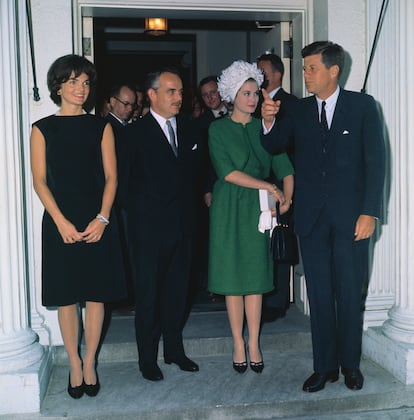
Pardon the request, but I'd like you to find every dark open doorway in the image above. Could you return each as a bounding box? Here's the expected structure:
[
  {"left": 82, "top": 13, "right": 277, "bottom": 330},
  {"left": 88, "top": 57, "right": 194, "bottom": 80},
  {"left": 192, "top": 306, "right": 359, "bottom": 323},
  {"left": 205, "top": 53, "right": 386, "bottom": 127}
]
[{"left": 93, "top": 18, "right": 197, "bottom": 115}]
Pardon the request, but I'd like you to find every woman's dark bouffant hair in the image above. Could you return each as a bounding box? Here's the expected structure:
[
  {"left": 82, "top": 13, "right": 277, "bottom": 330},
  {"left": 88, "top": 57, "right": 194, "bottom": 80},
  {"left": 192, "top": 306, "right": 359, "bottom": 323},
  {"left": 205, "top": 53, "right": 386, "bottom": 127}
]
[{"left": 47, "top": 54, "right": 97, "bottom": 105}]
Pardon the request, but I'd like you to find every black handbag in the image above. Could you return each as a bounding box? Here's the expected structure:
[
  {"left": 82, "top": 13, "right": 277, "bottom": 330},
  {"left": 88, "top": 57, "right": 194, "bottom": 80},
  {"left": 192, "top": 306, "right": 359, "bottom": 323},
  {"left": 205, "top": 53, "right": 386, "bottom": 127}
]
[{"left": 270, "top": 202, "right": 299, "bottom": 265}]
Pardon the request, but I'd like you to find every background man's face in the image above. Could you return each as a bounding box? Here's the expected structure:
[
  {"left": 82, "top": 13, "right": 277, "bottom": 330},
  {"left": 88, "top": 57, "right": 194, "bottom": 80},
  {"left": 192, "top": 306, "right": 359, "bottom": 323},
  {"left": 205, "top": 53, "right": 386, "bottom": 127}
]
[
  {"left": 258, "top": 60, "right": 282, "bottom": 92},
  {"left": 110, "top": 86, "right": 136, "bottom": 121},
  {"left": 200, "top": 81, "right": 222, "bottom": 111}
]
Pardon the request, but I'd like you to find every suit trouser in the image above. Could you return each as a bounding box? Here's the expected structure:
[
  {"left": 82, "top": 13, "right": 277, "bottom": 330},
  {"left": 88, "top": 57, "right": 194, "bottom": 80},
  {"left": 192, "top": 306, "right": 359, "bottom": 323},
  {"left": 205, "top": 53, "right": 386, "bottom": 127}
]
[
  {"left": 133, "top": 233, "right": 193, "bottom": 368},
  {"left": 299, "top": 207, "right": 369, "bottom": 373},
  {"left": 115, "top": 206, "right": 134, "bottom": 305}
]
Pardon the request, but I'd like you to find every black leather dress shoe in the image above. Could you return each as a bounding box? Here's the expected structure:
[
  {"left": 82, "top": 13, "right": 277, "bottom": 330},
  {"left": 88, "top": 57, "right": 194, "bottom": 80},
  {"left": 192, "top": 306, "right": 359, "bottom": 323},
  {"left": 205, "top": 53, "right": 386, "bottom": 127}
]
[
  {"left": 341, "top": 367, "right": 364, "bottom": 390},
  {"left": 140, "top": 364, "right": 164, "bottom": 381},
  {"left": 164, "top": 356, "right": 199, "bottom": 372},
  {"left": 302, "top": 369, "right": 339, "bottom": 392}
]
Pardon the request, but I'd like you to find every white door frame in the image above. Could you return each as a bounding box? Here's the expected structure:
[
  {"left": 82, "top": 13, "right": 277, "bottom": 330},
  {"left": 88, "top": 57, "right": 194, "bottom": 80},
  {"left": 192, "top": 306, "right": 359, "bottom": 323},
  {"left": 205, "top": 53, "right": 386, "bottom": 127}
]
[{"left": 72, "top": 0, "right": 312, "bottom": 98}]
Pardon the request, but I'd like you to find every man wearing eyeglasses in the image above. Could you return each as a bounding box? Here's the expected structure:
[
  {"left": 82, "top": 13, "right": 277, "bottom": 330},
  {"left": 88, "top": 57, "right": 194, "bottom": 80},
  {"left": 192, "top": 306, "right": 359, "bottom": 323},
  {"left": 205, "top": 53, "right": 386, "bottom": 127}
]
[
  {"left": 108, "top": 84, "right": 137, "bottom": 126},
  {"left": 105, "top": 83, "right": 137, "bottom": 314},
  {"left": 106, "top": 83, "right": 137, "bottom": 200}
]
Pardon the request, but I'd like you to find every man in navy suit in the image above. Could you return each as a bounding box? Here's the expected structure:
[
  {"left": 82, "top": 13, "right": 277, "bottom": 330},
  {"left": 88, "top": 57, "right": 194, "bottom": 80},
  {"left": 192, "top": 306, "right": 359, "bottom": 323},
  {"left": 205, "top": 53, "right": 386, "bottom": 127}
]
[
  {"left": 256, "top": 53, "right": 298, "bottom": 323},
  {"left": 261, "top": 41, "right": 385, "bottom": 392},
  {"left": 127, "top": 68, "right": 200, "bottom": 381}
]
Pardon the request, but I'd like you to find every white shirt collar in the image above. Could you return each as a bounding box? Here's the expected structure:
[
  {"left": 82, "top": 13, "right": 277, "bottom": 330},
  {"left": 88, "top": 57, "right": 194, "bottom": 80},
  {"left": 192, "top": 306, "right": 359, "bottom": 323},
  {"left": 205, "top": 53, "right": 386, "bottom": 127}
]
[
  {"left": 212, "top": 105, "right": 228, "bottom": 118},
  {"left": 316, "top": 85, "right": 340, "bottom": 110},
  {"left": 316, "top": 86, "right": 340, "bottom": 128},
  {"left": 150, "top": 109, "right": 177, "bottom": 130},
  {"left": 268, "top": 86, "right": 281, "bottom": 99},
  {"left": 109, "top": 112, "right": 128, "bottom": 125}
]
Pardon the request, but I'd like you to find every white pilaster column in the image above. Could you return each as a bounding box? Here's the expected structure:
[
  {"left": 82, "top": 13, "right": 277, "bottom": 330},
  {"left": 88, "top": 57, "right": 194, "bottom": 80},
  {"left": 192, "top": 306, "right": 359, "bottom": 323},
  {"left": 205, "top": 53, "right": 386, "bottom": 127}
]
[
  {"left": 363, "top": 0, "right": 414, "bottom": 384},
  {"left": 361, "top": 0, "right": 396, "bottom": 328},
  {"left": 0, "top": 0, "right": 52, "bottom": 414}
]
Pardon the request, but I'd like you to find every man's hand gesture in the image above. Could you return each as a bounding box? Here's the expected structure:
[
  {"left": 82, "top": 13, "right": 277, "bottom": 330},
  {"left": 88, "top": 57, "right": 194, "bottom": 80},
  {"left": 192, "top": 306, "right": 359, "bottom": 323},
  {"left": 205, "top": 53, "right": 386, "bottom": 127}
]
[{"left": 261, "top": 89, "right": 280, "bottom": 129}]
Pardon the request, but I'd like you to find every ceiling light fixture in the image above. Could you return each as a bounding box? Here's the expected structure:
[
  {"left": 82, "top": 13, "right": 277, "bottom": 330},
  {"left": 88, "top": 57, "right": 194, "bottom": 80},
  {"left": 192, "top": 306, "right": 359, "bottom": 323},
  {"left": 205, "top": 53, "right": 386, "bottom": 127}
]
[{"left": 145, "top": 18, "right": 168, "bottom": 36}]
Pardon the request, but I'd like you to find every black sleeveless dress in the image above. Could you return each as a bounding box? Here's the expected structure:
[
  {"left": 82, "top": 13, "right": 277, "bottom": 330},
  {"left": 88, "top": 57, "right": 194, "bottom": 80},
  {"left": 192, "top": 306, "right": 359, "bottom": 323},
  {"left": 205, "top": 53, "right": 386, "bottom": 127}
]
[{"left": 34, "top": 114, "right": 126, "bottom": 306}]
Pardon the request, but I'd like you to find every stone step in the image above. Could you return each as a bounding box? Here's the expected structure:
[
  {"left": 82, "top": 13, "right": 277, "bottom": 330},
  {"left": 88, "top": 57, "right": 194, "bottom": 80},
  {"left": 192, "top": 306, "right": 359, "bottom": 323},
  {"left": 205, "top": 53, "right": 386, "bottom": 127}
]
[
  {"left": 9, "top": 307, "right": 414, "bottom": 420},
  {"left": 55, "top": 307, "right": 312, "bottom": 365},
  {"left": 39, "top": 351, "right": 414, "bottom": 419}
]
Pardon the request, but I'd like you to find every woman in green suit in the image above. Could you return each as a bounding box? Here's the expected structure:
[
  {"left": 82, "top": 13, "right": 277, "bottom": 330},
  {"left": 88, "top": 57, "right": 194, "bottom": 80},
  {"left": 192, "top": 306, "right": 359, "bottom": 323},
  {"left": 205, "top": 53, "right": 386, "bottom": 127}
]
[{"left": 208, "top": 60, "right": 294, "bottom": 373}]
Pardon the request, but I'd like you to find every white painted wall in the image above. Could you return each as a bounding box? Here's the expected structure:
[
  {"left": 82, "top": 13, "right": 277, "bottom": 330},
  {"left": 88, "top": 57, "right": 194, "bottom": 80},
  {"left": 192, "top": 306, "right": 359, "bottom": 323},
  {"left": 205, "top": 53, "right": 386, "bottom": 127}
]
[
  {"left": 326, "top": 0, "right": 366, "bottom": 91},
  {"left": 29, "top": 0, "right": 74, "bottom": 345}
]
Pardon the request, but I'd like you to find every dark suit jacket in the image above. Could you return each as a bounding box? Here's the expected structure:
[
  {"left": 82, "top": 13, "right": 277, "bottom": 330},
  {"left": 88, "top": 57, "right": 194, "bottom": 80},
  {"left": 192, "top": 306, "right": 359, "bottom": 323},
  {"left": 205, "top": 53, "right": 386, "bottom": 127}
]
[
  {"left": 196, "top": 108, "right": 216, "bottom": 133},
  {"left": 262, "top": 88, "right": 385, "bottom": 237},
  {"left": 255, "top": 87, "right": 297, "bottom": 118},
  {"left": 195, "top": 109, "right": 226, "bottom": 194},
  {"left": 105, "top": 113, "right": 131, "bottom": 208},
  {"left": 126, "top": 112, "right": 201, "bottom": 243},
  {"left": 272, "top": 87, "right": 298, "bottom": 121}
]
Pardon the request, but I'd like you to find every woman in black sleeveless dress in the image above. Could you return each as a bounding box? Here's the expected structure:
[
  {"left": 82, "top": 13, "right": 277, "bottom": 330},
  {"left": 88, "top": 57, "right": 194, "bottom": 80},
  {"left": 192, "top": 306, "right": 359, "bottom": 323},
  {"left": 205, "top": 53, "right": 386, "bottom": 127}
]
[{"left": 30, "top": 55, "right": 125, "bottom": 399}]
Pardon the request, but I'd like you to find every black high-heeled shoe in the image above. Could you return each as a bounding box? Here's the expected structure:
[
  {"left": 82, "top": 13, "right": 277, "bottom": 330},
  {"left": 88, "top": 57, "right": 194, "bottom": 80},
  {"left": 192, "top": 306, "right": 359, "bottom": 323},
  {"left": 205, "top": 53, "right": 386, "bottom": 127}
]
[
  {"left": 67, "top": 374, "right": 84, "bottom": 399},
  {"left": 250, "top": 360, "right": 264, "bottom": 373},
  {"left": 84, "top": 372, "right": 100, "bottom": 397},
  {"left": 233, "top": 360, "right": 248, "bottom": 373}
]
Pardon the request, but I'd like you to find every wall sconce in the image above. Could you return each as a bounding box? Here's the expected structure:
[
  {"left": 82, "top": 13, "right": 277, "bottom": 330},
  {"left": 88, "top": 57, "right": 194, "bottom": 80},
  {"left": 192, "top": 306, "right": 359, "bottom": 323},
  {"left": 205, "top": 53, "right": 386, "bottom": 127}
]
[{"left": 145, "top": 18, "right": 168, "bottom": 36}]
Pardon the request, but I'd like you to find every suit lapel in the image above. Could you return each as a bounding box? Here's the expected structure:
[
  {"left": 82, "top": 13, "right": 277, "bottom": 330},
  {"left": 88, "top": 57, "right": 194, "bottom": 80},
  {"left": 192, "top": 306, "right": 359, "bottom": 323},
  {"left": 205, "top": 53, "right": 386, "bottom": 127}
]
[
  {"left": 147, "top": 113, "right": 179, "bottom": 159},
  {"left": 330, "top": 89, "right": 347, "bottom": 136},
  {"left": 307, "top": 96, "right": 320, "bottom": 133}
]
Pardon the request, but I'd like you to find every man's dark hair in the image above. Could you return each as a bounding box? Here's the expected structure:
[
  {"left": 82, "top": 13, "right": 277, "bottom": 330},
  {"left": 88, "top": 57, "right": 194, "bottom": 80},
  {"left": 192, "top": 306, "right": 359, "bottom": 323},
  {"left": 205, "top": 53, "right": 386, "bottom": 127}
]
[
  {"left": 47, "top": 54, "right": 96, "bottom": 105},
  {"left": 301, "top": 41, "right": 345, "bottom": 77},
  {"left": 108, "top": 82, "right": 137, "bottom": 100},
  {"left": 257, "top": 53, "right": 285, "bottom": 76},
  {"left": 198, "top": 75, "right": 218, "bottom": 91},
  {"left": 144, "top": 67, "right": 181, "bottom": 94}
]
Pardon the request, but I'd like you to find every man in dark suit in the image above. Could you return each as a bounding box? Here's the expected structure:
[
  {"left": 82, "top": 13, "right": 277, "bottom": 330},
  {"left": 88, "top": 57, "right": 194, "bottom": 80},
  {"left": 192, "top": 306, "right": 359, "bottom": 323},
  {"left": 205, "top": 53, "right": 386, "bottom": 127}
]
[
  {"left": 261, "top": 41, "right": 385, "bottom": 392},
  {"left": 197, "top": 75, "right": 231, "bottom": 206},
  {"left": 106, "top": 84, "right": 137, "bottom": 204},
  {"left": 126, "top": 68, "right": 200, "bottom": 381},
  {"left": 105, "top": 83, "right": 137, "bottom": 312},
  {"left": 256, "top": 53, "right": 297, "bottom": 121},
  {"left": 256, "top": 53, "right": 298, "bottom": 323},
  {"left": 191, "top": 76, "right": 230, "bottom": 304}
]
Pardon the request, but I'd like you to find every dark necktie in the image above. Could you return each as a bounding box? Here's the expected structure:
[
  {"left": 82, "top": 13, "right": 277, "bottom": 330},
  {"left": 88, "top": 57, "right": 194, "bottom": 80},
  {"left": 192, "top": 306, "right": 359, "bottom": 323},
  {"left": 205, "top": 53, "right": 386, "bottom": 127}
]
[
  {"left": 320, "top": 101, "right": 329, "bottom": 144},
  {"left": 166, "top": 120, "right": 178, "bottom": 157},
  {"left": 218, "top": 111, "right": 225, "bottom": 118}
]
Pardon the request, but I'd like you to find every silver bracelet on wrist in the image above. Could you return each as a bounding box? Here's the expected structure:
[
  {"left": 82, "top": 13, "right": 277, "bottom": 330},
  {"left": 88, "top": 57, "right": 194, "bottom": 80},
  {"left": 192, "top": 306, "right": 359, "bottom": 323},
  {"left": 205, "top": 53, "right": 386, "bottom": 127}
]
[{"left": 96, "top": 213, "right": 109, "bottom": 226}]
